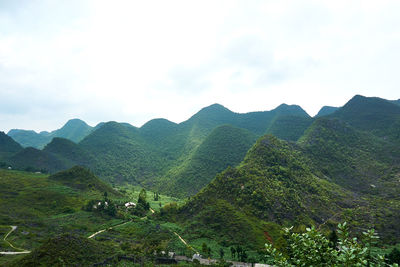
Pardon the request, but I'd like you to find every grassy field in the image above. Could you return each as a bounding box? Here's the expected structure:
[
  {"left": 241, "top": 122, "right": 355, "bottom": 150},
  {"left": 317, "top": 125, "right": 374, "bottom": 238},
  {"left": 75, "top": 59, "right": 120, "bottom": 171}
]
[
  {"left": 0, "top": 169, "right": 128, "bottom": 265},
  {"left": 116, "top": 184, "right": 185, "bottom": 212},
  {"left": 0, "top": 169, "right": 193, "bottom": 266}
]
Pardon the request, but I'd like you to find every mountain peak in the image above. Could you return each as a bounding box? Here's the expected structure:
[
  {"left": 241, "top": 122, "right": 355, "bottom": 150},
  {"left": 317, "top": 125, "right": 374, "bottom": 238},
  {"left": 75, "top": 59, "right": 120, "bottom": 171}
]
[
  {"left": 63, "top": 118, "right": 89, "bottom": 127},
  {"left": 187, "top": 103, "right": 234, "bottom": 123},
  {"left": 273, "top": 103, "right": 310, "bottom": 117},
  {"left": 200, "top": 103, "right": 231, "bottom": 113},
  {"left": 315, "top": 106, "right": 339, "bottom": 117}
]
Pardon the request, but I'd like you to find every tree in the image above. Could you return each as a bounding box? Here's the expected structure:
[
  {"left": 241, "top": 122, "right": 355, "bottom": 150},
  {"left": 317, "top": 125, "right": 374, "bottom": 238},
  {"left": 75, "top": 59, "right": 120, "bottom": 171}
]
[
  {"left": 387, "top": 247, "right": 400, "bottom": 265},
  {"left": 219, "top": 248, "right": 225, "bottom": 259},
  {"left": 138, "top": 189, "right": 150, "bottom": 210},
  {"left": 202, "top": 243, "right": 208, "bottom": 256},
  {"left": 328, "top": 230, "right": 338, "bottom": 248},
  {"left": 263, "top": 223, "right": 388, "bottom": 266},
  {"left": 230, "top": 247, "right": 236, "bottom": 259}
]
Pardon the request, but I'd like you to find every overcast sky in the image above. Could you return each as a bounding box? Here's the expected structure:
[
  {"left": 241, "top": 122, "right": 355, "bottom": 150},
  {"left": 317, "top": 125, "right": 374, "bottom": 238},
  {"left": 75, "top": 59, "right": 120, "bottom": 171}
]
[{"left": 1, "top": 0, "right": 399, "bottom": 132}]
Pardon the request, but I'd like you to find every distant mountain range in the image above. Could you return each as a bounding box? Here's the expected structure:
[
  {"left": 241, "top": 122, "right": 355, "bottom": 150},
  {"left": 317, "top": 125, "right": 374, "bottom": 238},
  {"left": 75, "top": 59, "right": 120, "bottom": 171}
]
[
  {"left": 1, "top": 94, "right": 400, "bottom": 247},
  {"left": 1, "top": 95, "right": 399, "bottom": 200},
  {"left": 8, "top": 119, "right": 94, "bottom": 149}
]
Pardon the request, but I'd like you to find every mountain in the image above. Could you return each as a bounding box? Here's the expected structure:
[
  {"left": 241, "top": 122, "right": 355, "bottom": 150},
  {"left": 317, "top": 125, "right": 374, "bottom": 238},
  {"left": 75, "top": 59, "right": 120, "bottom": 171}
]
[
  {"left": 49, "top": 166, "right": 120, "bottom": 195},
  {"left": 52, "top": 118, "right": 93, "bottom": 143},
  {"left": 390, "top": 99, "right": 400, "bottom": 106},
  {"left": 329, "top": 95, "right": 400, "bottom": 143},
  {"left": 43, "top": 137, "right": 94, "bottom": 167},
  {"left": 181, "top": 103, "right": 310, "bottom": 138},
  {"left": 73, "top": 103, "right": 310, "bottom": 190},
  {"left": 8, "top": 147, "right": 72, "bottom": 173},
  {"left": 161, "top": 125, "right": 257, "bottom": 197},
  {"left": 299, "top": 117, "right": 400, "bottom": 195},
  {"left": 79, "top": 121, "right": 169, "bottom": 184},
  {"left": 7, "top": 129, "right": 50, "bottom": 149},
  {"left": 178, "top": 135, "right": 357, "bottom": 247},
  {"left": 315, "top": 106, "right": 339, "bottom": 117},
  {"left": 266, "top": 115, "right": 313, "bottom": 141},
  {"left": 6, "top": 96, "right": 399, "bottom": 198},
  {"left": 7, "top": 119, "right": 93, "bottom": 149},
  {"left": 0, "top": 131, "right": 23, "bottom": 159}
]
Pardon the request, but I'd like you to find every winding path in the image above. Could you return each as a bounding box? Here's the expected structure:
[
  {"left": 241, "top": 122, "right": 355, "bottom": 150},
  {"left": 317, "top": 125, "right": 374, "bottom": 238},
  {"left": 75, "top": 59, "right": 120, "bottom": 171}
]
[
  {"left": 173, "top": 232, "right": 199, "bottom": 254},
  {"left": 88, "top": 220, "right": 131, "bottom": 239},
  {"left": 0, "top": 226, "right": 31, "bottom": 255}
]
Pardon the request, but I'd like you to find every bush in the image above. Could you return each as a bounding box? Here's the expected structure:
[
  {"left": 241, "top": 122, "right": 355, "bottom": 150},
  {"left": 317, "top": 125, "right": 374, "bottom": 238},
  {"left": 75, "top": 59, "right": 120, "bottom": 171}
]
[{"left": 263, "top": 222, "right": 394, "bottom": 266}]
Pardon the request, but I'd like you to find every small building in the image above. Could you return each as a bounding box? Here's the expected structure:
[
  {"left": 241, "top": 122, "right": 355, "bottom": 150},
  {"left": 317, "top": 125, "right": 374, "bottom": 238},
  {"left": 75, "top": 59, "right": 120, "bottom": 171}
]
[{"left": 125, "top": 202, "right": 136, "bottom": 208}]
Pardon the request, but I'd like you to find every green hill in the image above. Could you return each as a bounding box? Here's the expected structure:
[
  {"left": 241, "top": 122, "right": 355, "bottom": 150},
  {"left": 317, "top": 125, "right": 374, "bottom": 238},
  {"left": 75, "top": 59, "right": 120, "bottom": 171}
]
[
  {"left": 0, "top": 168, "right": 124, "bottom": 265},
  {"left": 181, "top": 103, "right": 310, "bottom": 137},
  {"left": 299, "top": 118, "right": 400, "bottom": 194},
  {"left": 178, "top": 135, "right": 357, "bottom": 247},
  {"left": 49, "top": 166, "right": 119, "bottom": 195},
  {"left": 7, "top": 119, "right": 93, "bottom": 149},
  {"left": 43, "top": 137, "right": 94, "bottom": 167},
  {"left": 0, "top": 131, "right": 22, "bottom": 159},
  {"left": 7, "top": 129, "right": 50, "bottom": 149},
  {"left": 9, "top": 147, "right": 72, "bottom": 173},
  {"left": 266, "top": 115, "right": 313, "bottom": 141},
  {"left": 79, "top": 121, "right": 169, "bottom": 184},
  {"left": 162, "top": 125, "right": 257, "bottom": 197},
  {"left": 52, "top": 118, "right": 93, "bottom": 143},
  {"left": 11, "top": 233, "right": 117, "bottom": 267},
  {"left": 315, "top": 106, "right": 339, "bottom": 117},
  {"left": 330, "top": 95, "right": 400, "bottom": 143}
]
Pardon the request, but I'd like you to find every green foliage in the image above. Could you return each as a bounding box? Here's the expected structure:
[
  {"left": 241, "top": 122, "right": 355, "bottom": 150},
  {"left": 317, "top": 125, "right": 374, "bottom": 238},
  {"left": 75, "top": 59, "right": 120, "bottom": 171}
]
[
  {"left": 49, "top": 166, "right": 119, "bottom": 195},
  {"left": 79, "top": 121, "right": 170, "bottom": 185},
  {"left": 11, "top": 233, "right": 117, "bottom": 266},
  {"left": 387, "top": 247, "right": 400, "bottom": 264},
  {"left": 0, "top": 131, "right": 23, "bottom": 159},
  {"left": 330, "top": 95, "right": 400, "bottom": 144},
  {"left": 9, "top": 147, "right": 72, "bottom": 173},
  {"left": 264, "top": 223, "right": 388, "bottom": 266},
  {"left": 0, "top": 168, "right": 125, "bottom": 265},
  {"left": 163, "top": 125, "right": 257, "bottom": 197},
  {"left": 299, "top": 117, "right": 400, "bottom": 194},
  {"left": 266, "top": 115, "right": 313, "bottom": 142},
  {"left": 43, "top": 137, "right": 95, "bottom": 167}
]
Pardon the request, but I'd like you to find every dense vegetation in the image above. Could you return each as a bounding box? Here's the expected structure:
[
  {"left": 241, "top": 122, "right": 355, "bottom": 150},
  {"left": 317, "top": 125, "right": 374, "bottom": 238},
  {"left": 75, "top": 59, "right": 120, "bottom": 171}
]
[
  {"left": 0, "top": 132, "right": 22, "bottom": 159},
  {"left": 266, "top": 115, "right": 313, "bottom": 141},
  {"left": 330, "top": 95, "right": 400, "bottom": 144},
  {"left": 177, "top": 135, "right": 358, "bottom": 248},
  {"left": 161, "top": 125, "right": 257, "bottom": 197},
  {"left": 315, "top": 106, "right": 339, "bottom": 117},
  {"left": 10, "top": 233, "right": 118, "bottom": 267},
  {"left": 1, "top": 102, "right": 313, "bottom": 197}
]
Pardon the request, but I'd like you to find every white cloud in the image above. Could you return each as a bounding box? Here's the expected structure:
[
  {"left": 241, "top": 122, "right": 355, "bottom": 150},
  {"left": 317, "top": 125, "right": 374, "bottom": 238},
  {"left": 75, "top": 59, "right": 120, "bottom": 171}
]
[{"left": 0, "top": 0, "right": 399, "bottom": 132}]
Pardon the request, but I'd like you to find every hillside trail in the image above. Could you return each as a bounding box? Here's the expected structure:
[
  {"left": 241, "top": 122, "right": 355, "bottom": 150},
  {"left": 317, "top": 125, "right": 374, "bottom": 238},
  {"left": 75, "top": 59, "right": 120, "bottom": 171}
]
[
  {"left": 0, "top": 226, "right": 31, "bottom": 255},
  {"left": 88, "top": 220, "right": 131, "bottom": 239},
  {"left": 173, "top": 232, "right": 199, "bottom": 254},
  {"left": 88, "top": 208, "right": 156, "bottom": 239}
]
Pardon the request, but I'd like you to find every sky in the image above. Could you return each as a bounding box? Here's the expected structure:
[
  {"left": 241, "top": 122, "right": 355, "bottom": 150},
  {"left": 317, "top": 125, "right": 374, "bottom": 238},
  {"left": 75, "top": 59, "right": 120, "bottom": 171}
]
[{"left": 1, "top": 0, "right": 399, "bottom": 132}]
